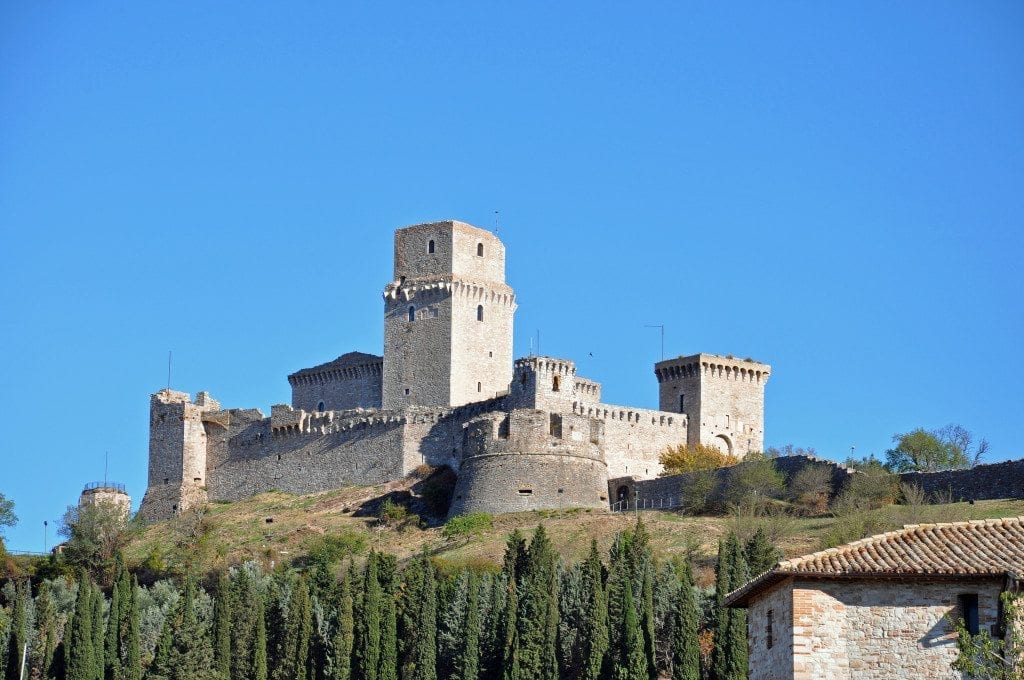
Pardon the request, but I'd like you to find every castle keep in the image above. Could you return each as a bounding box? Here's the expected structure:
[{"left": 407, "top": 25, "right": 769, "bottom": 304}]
[{"left": 138, "top": 220, "right": 770, "bottom": 521}]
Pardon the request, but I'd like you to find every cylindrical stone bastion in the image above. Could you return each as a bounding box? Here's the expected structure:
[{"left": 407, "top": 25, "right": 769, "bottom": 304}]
[{"left": 448, "top": 409, "right": 610, "bottom": 517}]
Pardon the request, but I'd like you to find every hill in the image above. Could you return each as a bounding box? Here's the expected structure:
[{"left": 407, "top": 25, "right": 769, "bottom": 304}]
[{"left": 126, "top": 474, "right": 1024, "bottom": 587}]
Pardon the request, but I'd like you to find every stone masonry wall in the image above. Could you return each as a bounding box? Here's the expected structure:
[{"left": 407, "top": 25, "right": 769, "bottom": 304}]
[
  {"left": 448, "top": 409, "right": 609, "bottom": 516},
  {"left": 899, "top": 458, "right": 1024, "bottom": 502},
  {"left": 747, "top": 578, "right": 795, "bottom": 679},
  {"left": 613, "top": 454, "right": 854, "bottom": 506},
  {"left": 655, "top": 354, "right": 769, "bottom": 457},
  {"left": 775, "top": 578, "right": 1004, "bottom": 680},
  {"left": 573, "top": 400, "right": 688, "bottom": 479},
  {"left": 289, "top": 359, "right": 382, "bottom": 412}
]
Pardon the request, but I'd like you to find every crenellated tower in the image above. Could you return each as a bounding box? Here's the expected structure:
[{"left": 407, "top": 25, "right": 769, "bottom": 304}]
[
  {"left": 137, "top": 389, "right": 220, "bottom": 521},
  {"left": 382, "top": 221, "right": 516, "bottom": 408},
  {"left": 654, "top": 353, "right": 770, "bottom": 457}
]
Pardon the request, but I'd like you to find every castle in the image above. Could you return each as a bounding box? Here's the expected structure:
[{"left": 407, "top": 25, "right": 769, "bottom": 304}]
[{"left": 138, "top": 221, "right": 770, "bottom": 521}]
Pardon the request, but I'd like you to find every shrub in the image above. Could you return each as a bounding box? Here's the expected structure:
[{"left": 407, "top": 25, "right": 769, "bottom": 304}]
[
  {"left": 377, "top": 498, "right": 419, "bottom": 529},
  {"left": 787, "top": 465, "right": 833, "bottom": 516},
  {"left": 723, "top": 454, "right": 785, "bottom": 510},
  {"left": 660, "top": 443, "right": 739, "bottom": 476},
  {"left": 831, "top": 468, "right": 899, "bottom": 514},
  {"left": 441, "top": 512, "right": 494, "bottom": 538},
  {"left": 679, "top": 469, "right": 719, "bottom": 515},
  {"left": 308, "top": 530, "right": 367, "bottom": 566}
]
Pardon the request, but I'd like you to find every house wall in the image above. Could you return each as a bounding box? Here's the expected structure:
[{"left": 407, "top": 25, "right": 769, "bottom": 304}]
[{"left": 748, "top": 577, "right": 1005, "bottom": 680}]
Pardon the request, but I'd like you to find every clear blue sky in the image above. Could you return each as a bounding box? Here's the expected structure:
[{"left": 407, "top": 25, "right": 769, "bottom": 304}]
[{"left": 1, "top": 2, "right": 1022, "bottom": 551}]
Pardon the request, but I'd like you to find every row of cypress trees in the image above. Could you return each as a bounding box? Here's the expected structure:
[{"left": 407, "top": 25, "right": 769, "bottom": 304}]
[{"left": 3, "top": 520, "right": 775, "bottom": 680}]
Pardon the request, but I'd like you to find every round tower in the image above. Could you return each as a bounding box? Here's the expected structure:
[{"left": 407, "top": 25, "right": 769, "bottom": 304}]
[
  {"left": 78, "top": 482, "right": 131, "bottom": 520},
  {"left": 448, "top": 409, "right": 609, "bottom": 517},
  {"left": 382, "top": 221, "right": 516, "bottom": 409}
]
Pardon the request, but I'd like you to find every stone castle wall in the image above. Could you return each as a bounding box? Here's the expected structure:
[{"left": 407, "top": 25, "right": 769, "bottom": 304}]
[
  {"left": 899, "top": 458, "right": 1024, "bottom": 502},
  {"left": 572, "top": 401, "right": 687, "bottom": 479},
  {"left": 448, "top": 409, "right": 610, "bottom": 517}
]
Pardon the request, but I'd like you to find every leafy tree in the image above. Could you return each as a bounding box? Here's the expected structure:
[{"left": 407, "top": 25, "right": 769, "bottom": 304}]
[
  {"left": 885, "top": 425, "right": 988, "bottom": 472},
  {"left": 0, "top": 494, "right": 15, "bottom": 547},
  {"left": 659, "top": 444, "right": 738, "bottom": 476},
  {"left": 763, "top": 444, "right": 818, "bottom": 458},
  {"left": 60, "top": 501, "right": 133, "bottom": 586}
]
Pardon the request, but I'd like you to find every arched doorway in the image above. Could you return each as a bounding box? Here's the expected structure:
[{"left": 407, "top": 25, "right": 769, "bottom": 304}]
[{"left": 715, "top": 434, "right": 734, "bottom": 456}]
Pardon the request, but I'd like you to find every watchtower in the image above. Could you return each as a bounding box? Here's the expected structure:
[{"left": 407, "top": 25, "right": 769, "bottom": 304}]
[
  {"left": 382, "top": 221, "right": 516, "bottom": 408},
  {"left": 137, "top": 389, "right": 220, "bottom": 521},
  {"left": 654, "top": 354, "right": 770, "bottom": 457}
]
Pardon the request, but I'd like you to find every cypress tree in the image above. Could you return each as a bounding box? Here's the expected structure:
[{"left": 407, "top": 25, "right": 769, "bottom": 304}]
[
  {"left": 396, "top": 553, "right": 424, "bottom": 680},
  {"left": 231, "top": 568, "right": 259, "bottom": 680},
  {"left": 724, "top": 539, "right": 749, "bottom": 680},
  {"left": 4, "top": 580, "right": 29, "bottom": 680},
  {"left": 499, "top": 577, "right": 518, "bottom": 680},
  {"left": 709, "top": 534, "right": 734, "bottom": 680},
  {"left": 744, "top": 528, "right": 779, "bottom": 577},
  {"left": 640, "top": 565, "right": 656, "bottom": 679},
  {"left": 175, "top": 578, "right": 216, "bottom": 680},
  {"left": 213, "top": 573, "right": 232, "bottom": 680},
  {"left": 515, "top": 525, "right": 557, "bottom": 680},
  {"left": 332, "top": 569, "right": 354, "bottom": 680},
  {"left": 149, "top": 605, "right": 174, "bottom": 680},
  {"left": 581, "top": 541, "right": 608, "bottom": 680},
  {"left": 278, "top": 577, "right": 313, "bottom": 680},
  {"left": 104, "top": 571, "right": 122, "bottom": 680},
  {"left": 412, "top": 554, "right": 436, "bottom": 680},
  {"left": 253, "top": 595, "right": 268, "bottom": 680},
  {"left": 123, "top": 577, "right": 142, "bottom": 680},
  {"left": 377, "top": 556, "right": 398, "bottom": 680},
  {"left": 670, "top": 568, "right": 699, "bottom": 680},
  {"left": 479, "top": 573, "right": 505, "bottom": 680},
  {"left": 356, "top": 552, "right": 382, "bottom": 680},
  {"left": 614, "top": 572, "right": 648, "bottom": 680},
  {"left": 457, "top": 572, "right": 481, "bottom": 680},
  {"left": 35, "top": 580, "right": 60, "bottom": 680},
  {"left": 90, "top": 583, "right": 104, "bottom": 680}
]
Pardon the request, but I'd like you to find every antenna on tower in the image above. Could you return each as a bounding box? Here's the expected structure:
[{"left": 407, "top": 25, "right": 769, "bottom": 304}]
[
  {"left": 494, "top": 210, "right": 500, "bottom": 233},
  {"left": 104, "top": 451, "right": 108, "bottom": 487},
  {"left": 167, "top": 350, "right": 173, "bottom": 390},
  {"left": 644, "top": 324, "right": 665, "bottom": 360}
]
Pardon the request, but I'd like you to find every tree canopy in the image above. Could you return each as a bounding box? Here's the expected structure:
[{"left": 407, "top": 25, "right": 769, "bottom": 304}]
[{"left": 884, "top": 424, "right": 988, "bottom": 472}]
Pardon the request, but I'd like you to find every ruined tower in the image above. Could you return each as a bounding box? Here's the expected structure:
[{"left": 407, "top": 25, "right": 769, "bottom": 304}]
[
  {"left": 654, "top": 354, "right": 770, "bottom": 458},
  {"left": 382, "top": 221, "right": 516, "bottom": 408}
]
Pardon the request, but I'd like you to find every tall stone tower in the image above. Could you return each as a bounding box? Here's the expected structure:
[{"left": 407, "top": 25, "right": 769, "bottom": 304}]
[
  {"left": 654, "top": 353, "right": 770, "bottom": 457},
  {"left": 382, "top": 221, "right": 516, "bottom": 409},
  {"left": 137, "top": 389, "right": 220, "bottom": 521}
]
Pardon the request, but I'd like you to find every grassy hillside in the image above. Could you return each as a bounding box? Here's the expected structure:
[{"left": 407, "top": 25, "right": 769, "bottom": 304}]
[{"left": 126, "top": 478, "right": 1024, "bottom": 587}]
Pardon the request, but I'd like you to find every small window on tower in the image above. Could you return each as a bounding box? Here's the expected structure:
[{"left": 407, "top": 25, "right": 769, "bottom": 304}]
[
  {"left": 766, "top": 609, "right": 774, "bottom": 649},
  {"left": 477, "top": 305, "right": 484, "bottom": 322},
  {"left": 477, "top": 243, "right": 484, "bottom": 256},
  {"left": 428, "top": 239, "right": 435, "bottom": 253},
  {"left": 408, "top": 305, "right": 415, "bottom": 322},
  {"left": 679, "top": 394, "right": 685, "bottom": 411},
  {"left": 552, "top": 375, "right": 561, "bottom": 392},
  {"left": 317, "top": 401, "right": 325, "bottom": 413},
  {"left": 477, "top": 382, "right": 482, "bottom": 392}
]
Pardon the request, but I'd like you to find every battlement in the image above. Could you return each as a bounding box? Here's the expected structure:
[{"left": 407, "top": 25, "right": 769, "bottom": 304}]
[
  {"left": 269, "top": 404, "right": 406, "bottom": 438},
  {"left": 571, "top": 401, "right": 687, "bottom": 430},
  {"left": 382, "top": 276, "right": 515, "bottom": 306},
  {"left": 462, "top": 409, "right": 604, "bottom": 461},
  {"left": 655, "top": 353, "right": 770, "bottom": 384},
  {"left": 573, "top": 377, "right": 601, "bottom": 401}
]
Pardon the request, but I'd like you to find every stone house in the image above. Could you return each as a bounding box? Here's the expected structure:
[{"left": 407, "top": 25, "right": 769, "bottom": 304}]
[{"left": 725, "top": 516, "right": 1024, "bottom": 679}]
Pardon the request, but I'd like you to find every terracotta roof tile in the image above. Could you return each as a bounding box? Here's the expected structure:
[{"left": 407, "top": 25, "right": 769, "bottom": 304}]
[{"left": 726, "top": 516, "right": 1024, "bottom": 607}]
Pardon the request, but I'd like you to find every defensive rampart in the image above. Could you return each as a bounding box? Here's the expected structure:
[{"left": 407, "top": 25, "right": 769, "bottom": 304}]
[{"left": 899, "top": 458, "right": 1024, "bottom": 502}]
